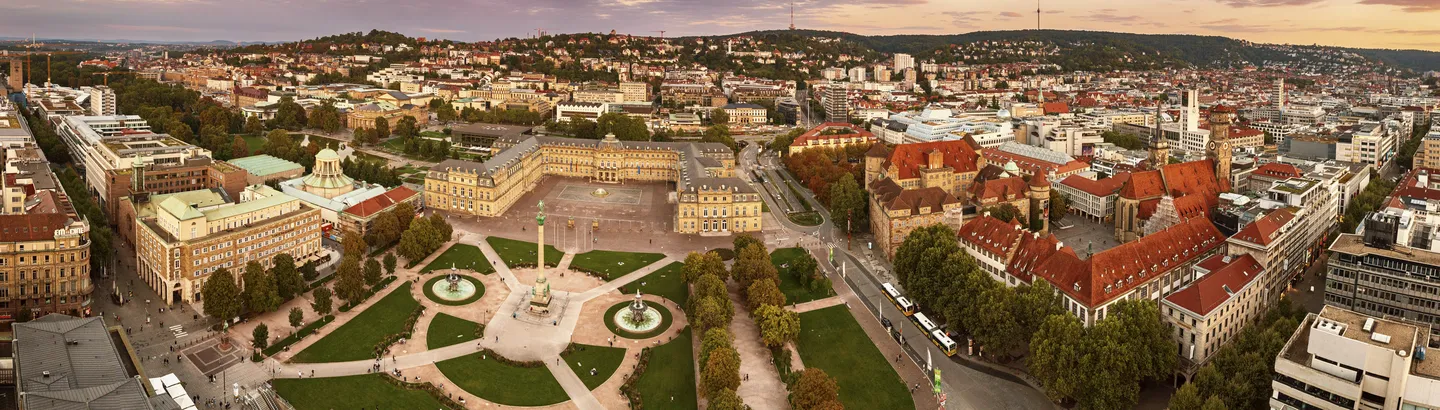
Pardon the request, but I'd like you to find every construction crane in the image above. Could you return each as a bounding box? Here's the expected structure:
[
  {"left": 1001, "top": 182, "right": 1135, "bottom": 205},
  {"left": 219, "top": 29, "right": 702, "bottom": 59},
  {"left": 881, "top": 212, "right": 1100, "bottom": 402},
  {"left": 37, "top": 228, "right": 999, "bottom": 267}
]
[
  {"left": 653, "top": 30, "right": 666, "bottom": 40},
  {"left": 535, "top": 28, "right": 546, "bottom": 38},
  {"left": 92, "top": 71, "right": 117, "bottom": 86}
]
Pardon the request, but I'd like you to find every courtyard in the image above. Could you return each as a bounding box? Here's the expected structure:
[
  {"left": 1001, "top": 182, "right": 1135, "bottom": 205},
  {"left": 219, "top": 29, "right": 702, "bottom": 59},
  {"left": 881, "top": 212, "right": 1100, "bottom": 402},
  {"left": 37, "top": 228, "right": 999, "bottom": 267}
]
[{"left": 1051, "top": 215, "right": 1120, "bottom": 255}]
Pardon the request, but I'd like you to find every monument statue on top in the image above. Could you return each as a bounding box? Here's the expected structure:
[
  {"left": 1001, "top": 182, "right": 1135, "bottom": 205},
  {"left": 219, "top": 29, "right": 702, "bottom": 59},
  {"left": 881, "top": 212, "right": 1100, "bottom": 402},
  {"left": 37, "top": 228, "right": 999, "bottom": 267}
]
[{"left": 530, "top": 200, "right": 552, "bottom": 313}]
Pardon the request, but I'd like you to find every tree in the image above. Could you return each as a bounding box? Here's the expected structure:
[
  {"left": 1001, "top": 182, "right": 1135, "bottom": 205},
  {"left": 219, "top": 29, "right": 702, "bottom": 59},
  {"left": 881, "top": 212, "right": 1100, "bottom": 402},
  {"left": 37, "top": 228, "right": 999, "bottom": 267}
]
[
  {"left": 702, "top": 346, "right": 742, "bottom": 397},
  {"left": 393, "top": 202, "right": 416, "bottom": 228},
  {"left": 1202, "top": 396, "right": 1229, "bottom": 410},
  {"left": 231, "top": 136, "right": 250, "bottom": 158},
  {"left": 789, "top": 251, "right": 819, "bottom": 284},
  {"left": 982, "top": 203, "right": 1025, "bottom": 225},
  {"left": 366, "top": 211, "right": 402, "bottom": 247},
  {"left": 263, "top": 129, "right": 295, "bottom": 159},
  {"left": 435, "top": 102, "right": 457, "bottom": 123},
  {"left": 892, "top": 224, "right": 955, "bottom": 286},
  {"left": 702, "top": 125, "right": 737, "bottom": 151},
  {"left": 682, "top": 251, "right": 729, "bottom": 283},
  {"left": 252, "top": 324, "right": 269, "bottom": 350},
  {"left": 972, "top": 286, "right": 1023, "bottom": 356},
  {"left": 1169, "top": 383, "right": 1204, "bottom": 410},
  {"left": 746, "top": 279, "right": 786, "bottom": 310},
  {"left": 273, "top": 97, "right": 307, "bottom": 130},
  {"left": 693, "top": 296, "right": 734, "bottom": 333},
  {"left": 1108, "top": 299, "right": 1177, "bottom": 381},
  {"left": 692, "top": 274, "right": 729, "bottom": 308},
  {"left": 364, "top": 258, "right": 383, "bottom": 285},
  {"left": 311, "top": 286, "right": 334, "bottom": 316},
  {"left": 335, "top": 257, "right": 367, "bottom": 305},
  {"left": 732, "top": 234, "right": 762, "bottom": 255},
  {"left": 300, "top": 261, "right": 318, "bottom": 281},
  {"left": 708, "top": 389, "right": 745, "bottom": 410},
  {"left": 700, "top": 328, "right": 734, "bottom": 366},
  {"left": 1014, "top": 281, "right": 1065, "bottom": 345},
  {"left": 1049, "top": 192, "right": 1069, "bottom": 222},
  {"left": 374, "top": 116, "right": 390, "bottom": 139},
  {"left": 790, "top": 368, "right": 840, "bottom": 410},
  {"left": 1029, "top": 314, "right": 1084, "bottom": 401},
  {"left": 288, "top": 307, "right": 304, "bottom": 329},
  {"left": 244, "top": 261, "right": 281, "bottom": 313},
  {"left": 383, "top": 253, "right": 397, "bottom": 275},
  {"left": 732, "top": 244, "right": 778, "bottom": 291},
  {"left": 596, "top": 112, "right": 649, "bottom": 141},
  {"left": 244, "top": 116, "right": 265, "bottom": 135},
  {"left": 201, "top": 268, "right": 242, "bottom": 321},
  {"left": 272, "top": 254, "right": 304, "bottom": 301},
  {"left": 710, "top": 108, "right": 730, "bottom": 125},
  {"left": 754, "top": 304, "right": 800, "bottom": 348},
  {"left": 342, "top": 231, "right": 368, "bottom": 257},
  {"left": 394, "top": 115, "right": 418, "bottom": 138},
  {"left": 352, "top": 127, "right": 372, "bottom": 147},
  {"left": 828, "top": 173, "right": 866, "bottom": 233}
]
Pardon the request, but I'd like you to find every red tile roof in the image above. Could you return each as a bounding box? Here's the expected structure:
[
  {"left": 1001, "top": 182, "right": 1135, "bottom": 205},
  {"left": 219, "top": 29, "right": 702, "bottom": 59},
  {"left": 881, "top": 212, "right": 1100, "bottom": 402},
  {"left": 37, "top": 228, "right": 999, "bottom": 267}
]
[
  {"left": 1254, "top": 163, "right": 1303, "bottom": 179},
  {"left": 868, "top": 178, "right": 959, "bottom": 214},
  {"left": 957, "top": 215, "right": 1025, "bottom": 258},
  {"left": 1164, "top": 254, "right": 1263, "bottom": 316},
  {"left": 1042, "top": 102, "right": 1070, "bottom": 114},
  {"left": 1120, "top": 170, "right": 1166, "bottom": 199},
  {"left": 0, "top": 213, "right": 71, "bottom": 242},
  {"left": 971, "top": 176, "right": 1029, "bottom": 203},
  {"left": 1230, "top": 208, "right": 1296, "bottom": 246},
  {"left": 982, "top": 149, "right": 1089, "bottom": 178},
  {"left": 1058, "top": 172, "right": 1130, "bottom": 197},
  {"left": 1033, "top": 217, "right": 1224, "bottom": 307},
  {"left": 790, "top": 122, "right": 876, "bottom": 147},
  {"left": 1007, "top": 232, "right": 1065, "bottom": 284},
  {"left": 885, "top": 139, "right": 983, "bottom": 180},
  {"left": 1173, "top": 194, "right": 1210, "bottom": 220},
  {"left": 343, "top": 186, "right": 419, "bottom": 218}
]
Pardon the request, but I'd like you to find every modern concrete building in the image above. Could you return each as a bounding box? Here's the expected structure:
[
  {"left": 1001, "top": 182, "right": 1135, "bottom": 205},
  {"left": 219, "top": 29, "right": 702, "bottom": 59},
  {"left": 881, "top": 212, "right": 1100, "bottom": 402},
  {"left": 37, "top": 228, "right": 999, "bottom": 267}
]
[
  {"left": 14, "top": 315, "right": 180, "bottom": 410},
  {"left": 823, "top": 82, "right": 849, "bottom": 123},
  {"left": 1270, "top": 305, "right": 1440, "bottom": 410}
]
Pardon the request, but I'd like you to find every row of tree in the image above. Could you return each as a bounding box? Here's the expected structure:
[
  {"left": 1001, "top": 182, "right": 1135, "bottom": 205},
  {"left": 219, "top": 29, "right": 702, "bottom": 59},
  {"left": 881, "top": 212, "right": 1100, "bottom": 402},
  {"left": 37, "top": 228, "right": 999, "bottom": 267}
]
[
  {"left": 395, "top": 213, "right": 454, "bottom": 264},
  {"left": 544, "top": 113, "right": 651, "bottom": 141},
  {"left": 334, "top": 232, "right": 400, "bottom": 307},
  {"left": 684, "top": 250, "right": 742, "bottom": 407},
  {"left": 338, "top": 156, "right": 405, "bottom": 187},
  {"left": 200, "top": 254, "right": 312, "bottom": 323},
  {"left": 892, "top": 224, "right": 1175, "bottom": 409},
  {"left": 457, "top": 106, "right": 545, "bottom": 125}
]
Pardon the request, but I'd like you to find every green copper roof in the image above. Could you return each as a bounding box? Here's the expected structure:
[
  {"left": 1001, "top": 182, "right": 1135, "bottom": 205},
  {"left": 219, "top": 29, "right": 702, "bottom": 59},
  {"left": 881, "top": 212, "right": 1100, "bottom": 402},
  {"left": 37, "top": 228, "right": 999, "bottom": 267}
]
[
  {"left": 316, "top": 148, "right": 339, "bottom": 160},
  {"left": 158, "top": 196, "right": 204, "bottom": 220},
  {"left": 228, "top": 155, "right": 303, "bottom": 177}
]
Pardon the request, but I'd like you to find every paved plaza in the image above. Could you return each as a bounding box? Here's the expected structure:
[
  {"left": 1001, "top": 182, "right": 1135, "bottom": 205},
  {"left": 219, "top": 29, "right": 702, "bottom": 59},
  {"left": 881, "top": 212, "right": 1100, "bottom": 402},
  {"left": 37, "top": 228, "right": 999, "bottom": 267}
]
[{"left": 1051, "top": 215, "right": 1120, "bottom": 255}]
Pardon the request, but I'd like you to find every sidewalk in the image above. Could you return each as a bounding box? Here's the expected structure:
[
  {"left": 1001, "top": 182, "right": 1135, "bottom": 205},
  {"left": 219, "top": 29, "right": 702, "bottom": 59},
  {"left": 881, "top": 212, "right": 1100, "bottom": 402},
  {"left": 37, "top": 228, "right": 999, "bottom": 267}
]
[{"left": 726, "top": 284, "right": 791, "bottom": 409}]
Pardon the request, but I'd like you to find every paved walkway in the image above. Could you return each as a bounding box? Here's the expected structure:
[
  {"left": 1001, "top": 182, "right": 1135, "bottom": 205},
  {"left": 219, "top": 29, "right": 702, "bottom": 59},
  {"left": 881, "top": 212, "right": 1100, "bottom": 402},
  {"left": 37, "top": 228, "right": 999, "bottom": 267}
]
[
  {"left": 727, "top": 284, "right": 791, "bottom": 410},
  {"left": 547, "top": 360, "right": 605, "bottom": 410},
  {"left": 788, "top": 295, "right": 844, "bottom": 313},
  {"left": 557, "top": 252, "right": 576, "bottom": 270}
]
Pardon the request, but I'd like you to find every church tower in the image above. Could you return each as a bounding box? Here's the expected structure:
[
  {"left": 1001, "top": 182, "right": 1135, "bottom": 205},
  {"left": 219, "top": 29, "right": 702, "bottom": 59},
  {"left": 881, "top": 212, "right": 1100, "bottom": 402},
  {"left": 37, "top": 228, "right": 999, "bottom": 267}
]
[
  {"left": 1148, "top": 99, "right": 1169, "bottom": 170},
  {"left": 1208, "top": 105, "right": 1235, "bottom": 187},
  {"left": 1029, "top": 172, "right": 1052, "bottom": 235}
]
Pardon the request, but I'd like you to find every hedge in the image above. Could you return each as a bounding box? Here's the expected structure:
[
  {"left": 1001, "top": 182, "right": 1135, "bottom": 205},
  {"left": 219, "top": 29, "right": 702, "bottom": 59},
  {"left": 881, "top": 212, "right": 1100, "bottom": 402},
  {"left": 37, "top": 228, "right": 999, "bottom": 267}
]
[{"left": 263, "top": 315, "right": 335, "bottom": 357}]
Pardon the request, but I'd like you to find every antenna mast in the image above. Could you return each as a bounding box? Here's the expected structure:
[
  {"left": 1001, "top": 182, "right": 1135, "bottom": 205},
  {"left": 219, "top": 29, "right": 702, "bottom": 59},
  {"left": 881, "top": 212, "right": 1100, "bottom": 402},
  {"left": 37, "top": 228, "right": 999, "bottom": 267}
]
[
  {"left": 1036, "top": 0, "right": 1041, "bottom": 30},
  {"left": 790, "top": 2, "right": 796, "bottom": 30}
]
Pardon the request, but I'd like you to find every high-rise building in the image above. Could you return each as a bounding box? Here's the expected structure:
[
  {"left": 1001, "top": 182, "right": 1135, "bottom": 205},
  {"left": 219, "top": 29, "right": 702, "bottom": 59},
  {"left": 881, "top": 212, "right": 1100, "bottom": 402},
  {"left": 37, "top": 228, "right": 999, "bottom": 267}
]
[
  {"left": 874, "top": 65, "right": 892, "bottom": 82},
  {"left": 87, "top": 85, "right": 115, "bottom": 116},
  {"left": 1327, "top": 168, "right": 1440, "bottom": 335},
  {"left": 823, "top": 83, "right": 849, "bottom": 123},
  {"left": 847, "top": 66, "right": 866, "bottom": 82},
  {"left": 893, "top": 53, "right": 914, "bottom": 71},
  {"left": 1182, "top": 89, "right": 1199, "bottom": 132},
  {"left": 1271, "top": 78, "right": 1286, "bottom": 121}
]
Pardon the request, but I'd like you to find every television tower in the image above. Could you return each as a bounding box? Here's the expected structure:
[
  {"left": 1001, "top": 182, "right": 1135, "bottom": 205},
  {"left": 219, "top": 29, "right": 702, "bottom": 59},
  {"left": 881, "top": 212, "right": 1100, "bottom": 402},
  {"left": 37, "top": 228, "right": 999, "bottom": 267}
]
[
  {"left": 1036, "top": 0, "right": 1041, "bottom": 30},
  {"left": 789, "top": 2, "right": 796, "bottom": 30}
]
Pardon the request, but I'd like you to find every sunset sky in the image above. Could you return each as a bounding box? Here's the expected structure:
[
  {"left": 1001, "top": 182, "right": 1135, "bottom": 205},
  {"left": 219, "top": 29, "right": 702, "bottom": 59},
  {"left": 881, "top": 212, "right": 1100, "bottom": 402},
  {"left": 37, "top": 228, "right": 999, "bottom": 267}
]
[{"left": 1, "top": 0, "right": 1437, "bottom": 51}]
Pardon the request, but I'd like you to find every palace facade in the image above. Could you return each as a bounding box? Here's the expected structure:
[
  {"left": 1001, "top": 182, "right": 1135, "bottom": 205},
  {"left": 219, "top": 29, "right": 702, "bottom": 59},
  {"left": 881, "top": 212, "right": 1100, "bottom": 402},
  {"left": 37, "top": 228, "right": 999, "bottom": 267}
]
[{"left": 425, "top": 133, "right": 761, "bottom": 235}]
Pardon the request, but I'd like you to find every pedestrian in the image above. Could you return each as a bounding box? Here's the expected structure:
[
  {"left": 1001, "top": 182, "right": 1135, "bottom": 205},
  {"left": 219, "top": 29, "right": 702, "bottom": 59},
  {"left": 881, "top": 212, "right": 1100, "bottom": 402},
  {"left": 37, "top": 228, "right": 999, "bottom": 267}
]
[{"left": 311, "top": 370, "right": 314, "bottom": 377}]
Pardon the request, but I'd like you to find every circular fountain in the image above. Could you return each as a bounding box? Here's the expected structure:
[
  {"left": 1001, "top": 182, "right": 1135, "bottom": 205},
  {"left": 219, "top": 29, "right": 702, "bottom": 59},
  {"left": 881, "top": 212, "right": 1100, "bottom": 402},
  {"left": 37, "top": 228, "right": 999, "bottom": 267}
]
[
  {"left": 590, "top": 187, "right": 611, "bottom": 198},
  {"left": 611, "top": 291, "right": 662, "bottom": 334},
  {"left": 424, "top": 265, "right": 482, "bottom": 305}
]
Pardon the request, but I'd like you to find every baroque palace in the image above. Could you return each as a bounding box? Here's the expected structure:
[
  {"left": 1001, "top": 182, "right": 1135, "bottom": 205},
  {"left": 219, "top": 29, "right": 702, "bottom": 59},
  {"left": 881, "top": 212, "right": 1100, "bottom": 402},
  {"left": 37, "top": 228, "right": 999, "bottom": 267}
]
[{"left": 425, "top": 131, "right": 761, "bottom": 235}]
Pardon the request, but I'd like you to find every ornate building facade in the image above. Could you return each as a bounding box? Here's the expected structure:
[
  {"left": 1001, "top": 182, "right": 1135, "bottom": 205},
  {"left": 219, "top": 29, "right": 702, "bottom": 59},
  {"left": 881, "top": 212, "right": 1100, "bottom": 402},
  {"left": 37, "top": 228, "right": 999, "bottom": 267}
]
[
  {"left": 425, "top": 133, "right": 760, "bottom": 235},
  {"left": 1114, "top": 107, "right": 1233, "bottom": 242}
]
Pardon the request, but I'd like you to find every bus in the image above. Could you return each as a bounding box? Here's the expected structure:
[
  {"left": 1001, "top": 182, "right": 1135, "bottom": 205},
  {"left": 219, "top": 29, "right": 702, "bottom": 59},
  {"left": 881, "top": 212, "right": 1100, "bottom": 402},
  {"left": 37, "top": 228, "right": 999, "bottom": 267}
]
[
  {"left": 894, "top": 296, "right": 917, "bottom": 316},
  {"left": 880, "top": 283, "right": 902, "bottom": 303},
  {"left": 930, "top": 330, "right": 958, "bottom": 357},
  {"left": 912, "top": 312, "right": 939, "bottom": 334}
]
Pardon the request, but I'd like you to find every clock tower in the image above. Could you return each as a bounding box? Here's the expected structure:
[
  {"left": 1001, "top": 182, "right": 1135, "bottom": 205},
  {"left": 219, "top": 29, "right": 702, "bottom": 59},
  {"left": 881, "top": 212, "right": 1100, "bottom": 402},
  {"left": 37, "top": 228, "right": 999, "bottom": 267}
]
[
  {"left": 1208, "top": 105, "right": 1235, "bottom": 187},
  {"left": 1148, "top": 99, "right": 1169, "bottom": 170}
]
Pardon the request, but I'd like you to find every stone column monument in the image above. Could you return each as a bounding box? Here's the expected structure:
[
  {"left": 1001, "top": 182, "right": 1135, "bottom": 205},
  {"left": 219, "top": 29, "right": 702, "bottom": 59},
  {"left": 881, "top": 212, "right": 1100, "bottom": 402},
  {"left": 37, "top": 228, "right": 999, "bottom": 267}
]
[{"left": 530, "top": 200, "right": 552, "bottom": 313}]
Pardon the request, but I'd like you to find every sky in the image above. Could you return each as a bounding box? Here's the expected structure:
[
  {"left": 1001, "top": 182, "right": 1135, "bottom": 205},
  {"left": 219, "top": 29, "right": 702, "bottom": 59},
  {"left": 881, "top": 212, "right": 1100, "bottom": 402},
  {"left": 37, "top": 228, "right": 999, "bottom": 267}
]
[{"left": 0, "top": 0, "right": 1438, "bottom": 51}]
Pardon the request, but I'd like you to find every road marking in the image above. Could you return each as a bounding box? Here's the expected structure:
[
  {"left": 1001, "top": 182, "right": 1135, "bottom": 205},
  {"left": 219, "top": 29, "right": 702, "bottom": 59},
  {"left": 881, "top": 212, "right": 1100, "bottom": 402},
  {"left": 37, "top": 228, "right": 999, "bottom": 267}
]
[{"left": 170, "top": 324, "right": 188, "bottom": 338}]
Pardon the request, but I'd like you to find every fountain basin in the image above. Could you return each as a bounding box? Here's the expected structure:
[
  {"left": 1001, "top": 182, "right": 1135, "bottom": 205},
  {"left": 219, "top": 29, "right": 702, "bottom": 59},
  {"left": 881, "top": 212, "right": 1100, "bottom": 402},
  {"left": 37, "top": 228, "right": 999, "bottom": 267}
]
[
  {"left": 423, "top": 275, "right": 485, "bottom": 306},
  {"left": 604, "top": 300, "right": 673, "bottom": 339}
]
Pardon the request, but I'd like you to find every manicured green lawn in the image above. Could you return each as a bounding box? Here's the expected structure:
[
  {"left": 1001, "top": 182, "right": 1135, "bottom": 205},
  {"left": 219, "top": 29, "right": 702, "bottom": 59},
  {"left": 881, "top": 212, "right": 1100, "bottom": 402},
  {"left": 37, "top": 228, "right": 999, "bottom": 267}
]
[
  {"left": 797, "top": 306, "right": 912, "bottom": 410},
  {"left": 273, "top": 374, "right": 447, "bottom": 410},
  {"left": 291, "top": 282, "right": 419, "bottom": 363},
  {"left": 420, "top": 244, "right": 495, "bottom": 274},
  {"left": 421, "top": 275, "right": 485, "bottom": 306},
  {"left": 420, "top": 131, "right": 448, "bottom": 140},
  {"left": 562, "top": 343, "right": 627, "bottom": 390},
  {"left": 426, "top": 313, "right": 481, "bottom": 350},
  {"left": 437, "top": 352, "right": 568, "bottom": 406},
  {"left": 570, "top": 250, "right": 665, "bottom": 281},
  {"left": 486, "top": 236, "right": 563, "bottom": 268},
  {"left": 772, "top": 247, "right": 835, "bottom": 304},
  {"left": 619, "top": 262, "right": 687, "bottom": 307},
  {"left": 636, "top": 328, "right": 697, "bottom": 410},
  {"left": 240, "top": 134, "right": 266, "bottom": 152},
  {"left": 788, "top": 211, "right": 823, "bottom": 226}
]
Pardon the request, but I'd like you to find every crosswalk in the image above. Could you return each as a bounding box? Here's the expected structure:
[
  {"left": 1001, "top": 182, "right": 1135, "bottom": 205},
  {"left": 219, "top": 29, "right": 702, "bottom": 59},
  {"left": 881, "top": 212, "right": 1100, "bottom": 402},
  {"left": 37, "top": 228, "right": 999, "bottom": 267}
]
[{"left": 169, "top": 324, "right": 188, "bottom": 339}]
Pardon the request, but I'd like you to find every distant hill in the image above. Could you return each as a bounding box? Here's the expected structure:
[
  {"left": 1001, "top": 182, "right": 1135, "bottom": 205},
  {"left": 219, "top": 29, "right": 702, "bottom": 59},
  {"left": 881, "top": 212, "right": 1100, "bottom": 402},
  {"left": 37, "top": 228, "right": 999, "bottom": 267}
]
[{"left": 706, "top": 29, "right": 1440, "bottom": 72}]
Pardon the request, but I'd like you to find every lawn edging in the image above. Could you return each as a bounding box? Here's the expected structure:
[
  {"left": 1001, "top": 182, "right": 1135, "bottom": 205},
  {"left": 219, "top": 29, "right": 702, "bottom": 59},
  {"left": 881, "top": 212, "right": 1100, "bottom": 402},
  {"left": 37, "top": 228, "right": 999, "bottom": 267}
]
[
  {"left": 263, "top": 315, "right": 334, "bottom": 357},
  {"left": 604, "top": 300, "right": 672, "bottom": 339},
  {"left": 372, "top": 304, "right": 425, "bottom": 358},
  {"left": 421, "top": 275, "right": 485, "bottom": 306}
]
